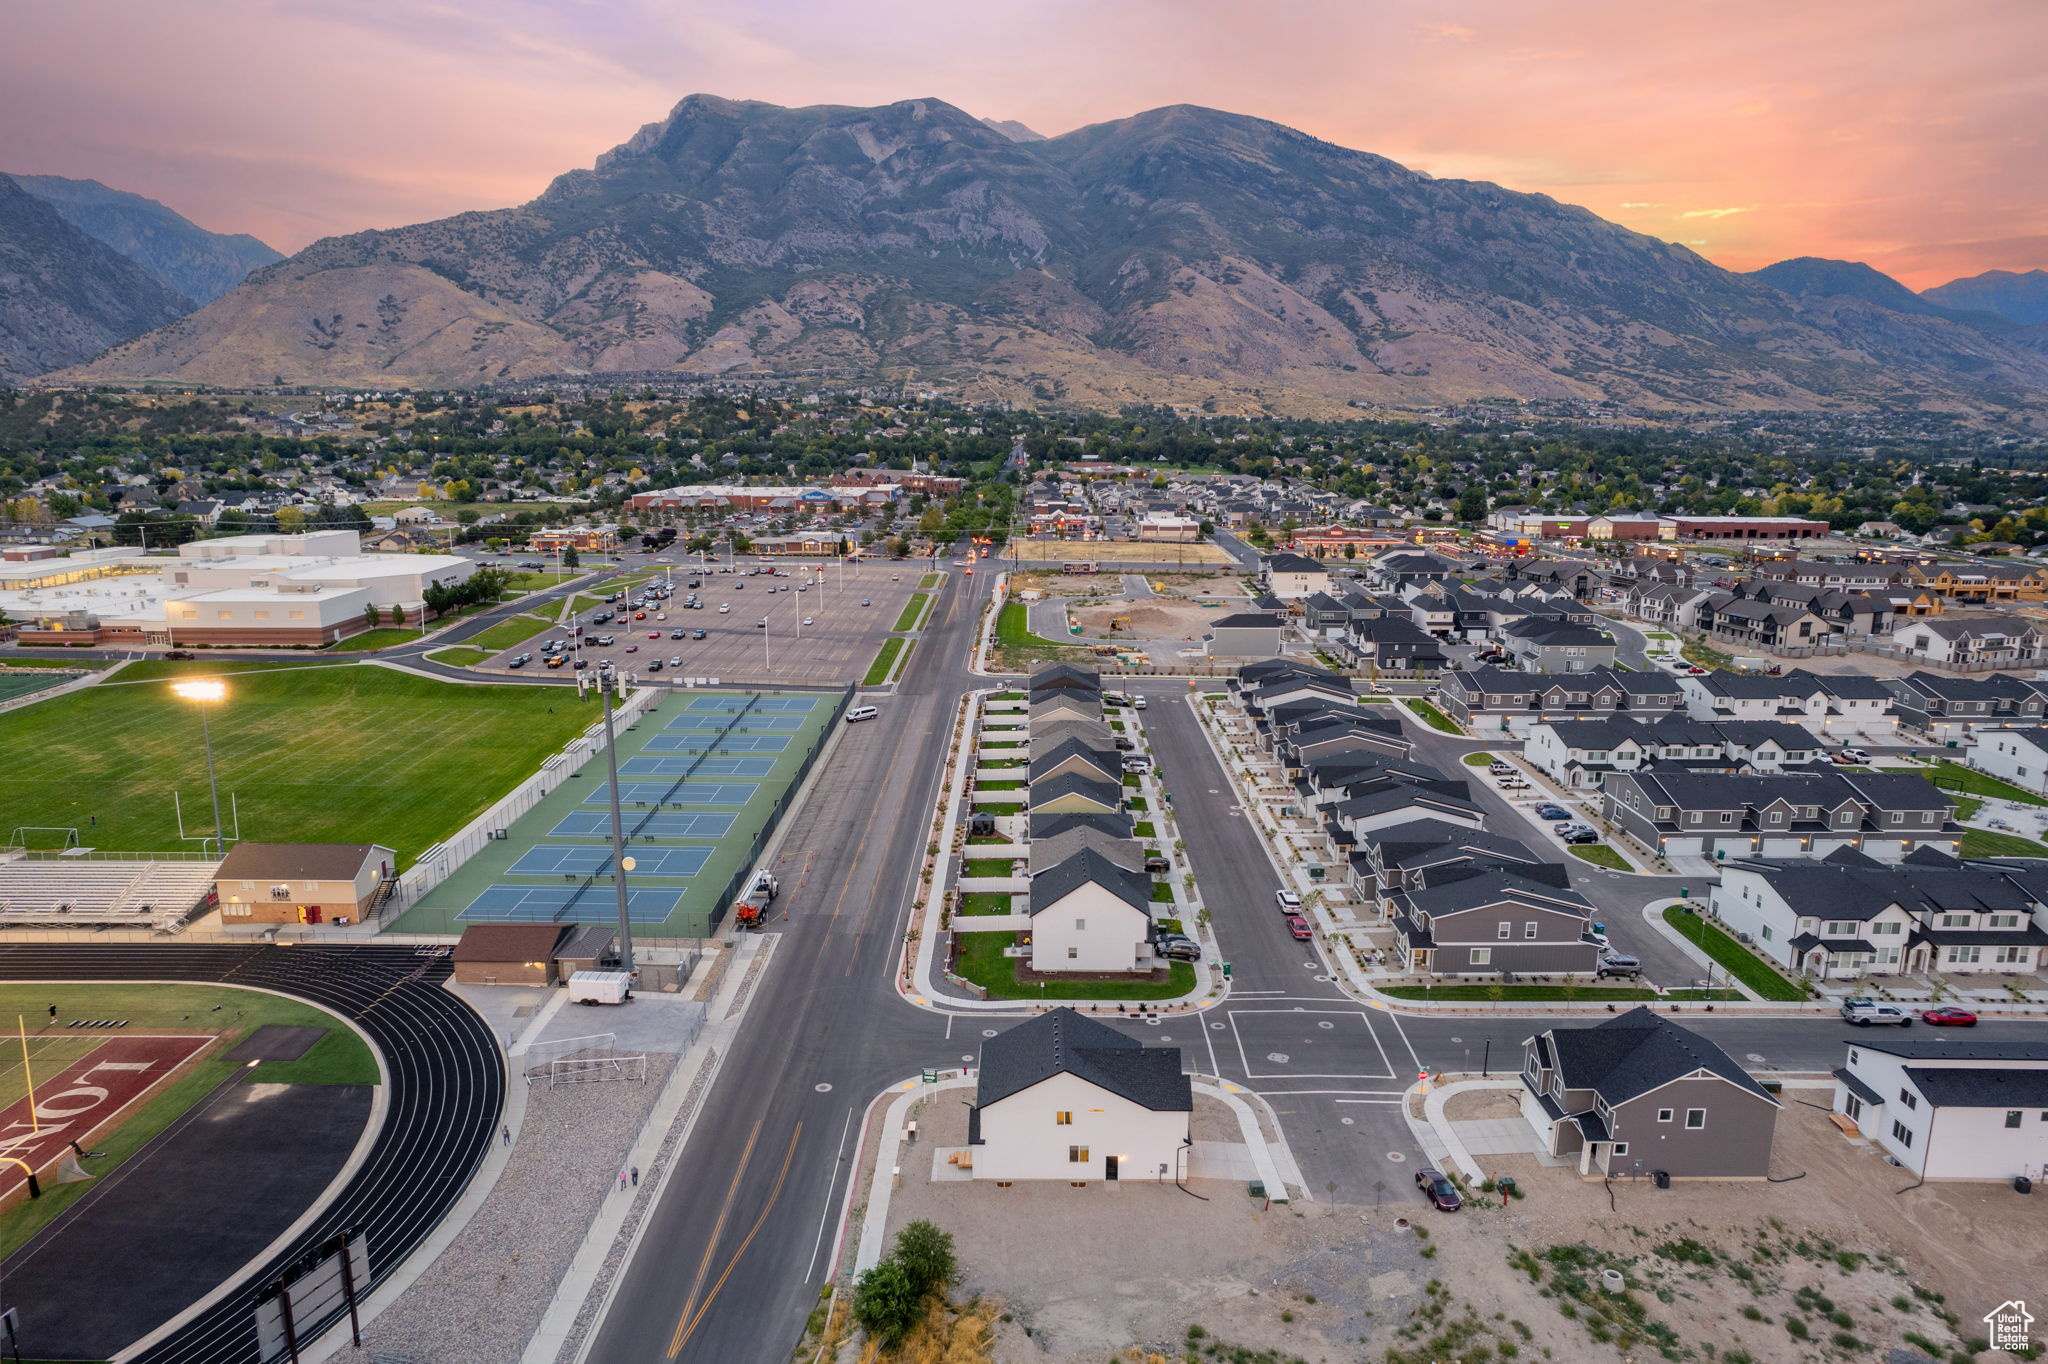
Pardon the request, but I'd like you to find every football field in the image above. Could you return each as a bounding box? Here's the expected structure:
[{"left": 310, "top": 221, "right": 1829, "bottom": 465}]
[{"left": 0, "top": 660, "right": 599, "bottom": 868}]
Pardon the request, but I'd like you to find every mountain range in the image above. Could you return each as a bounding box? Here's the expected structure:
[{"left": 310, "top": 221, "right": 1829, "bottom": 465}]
[
  {"left": 18, "top": 97, "right": 2048, "bottom": 413},
  {"left": 6, "top": 174, "right": 283, "bottom": 305}
]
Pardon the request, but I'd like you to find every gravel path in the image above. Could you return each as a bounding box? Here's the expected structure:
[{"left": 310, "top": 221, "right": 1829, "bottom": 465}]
[{"left": 357, "top": 1054, "right": 673, "bottom": 1364}]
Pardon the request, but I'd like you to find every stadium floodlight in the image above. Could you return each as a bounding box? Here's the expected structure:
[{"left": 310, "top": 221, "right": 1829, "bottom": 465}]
[{"left": 172, "top": 679, "right": 229, "bottom": 857}]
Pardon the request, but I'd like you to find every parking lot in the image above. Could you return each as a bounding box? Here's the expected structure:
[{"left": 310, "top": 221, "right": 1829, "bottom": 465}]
[{"left": 469, "top": 559, "right": 932, "bottom": 687}]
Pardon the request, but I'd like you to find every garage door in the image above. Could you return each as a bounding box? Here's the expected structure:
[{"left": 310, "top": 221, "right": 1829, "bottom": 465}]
[
  {"left": 1714, "top": 838, "right": 1754, "bottom": 859},
  {"left": 1662, "top": 837, "right": 1703, "bottom": 857},
  {"left": 1761, "top": 837, "right": 1804, "bottom": 856}
]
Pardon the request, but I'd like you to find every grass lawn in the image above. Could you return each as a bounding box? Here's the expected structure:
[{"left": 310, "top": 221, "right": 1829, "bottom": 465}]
[
  {"left": 1646, "top": 631, "right": 1675, "bottom": 640},
  {"left": 0, "top": 673, "right": 71, "bottom": 704},
  {"left": 1953, "top": 795, "right": 1984, "bottom": 821},
  {"left": 972, "top": 802, "right": 1022, "bottom": 816},
  {"left": 0, "top": 657, "right": 108, "bottom": 670},
  {"left": 1960, "top": 828, "right": 2048, "bottom": 858},
  {"left": 1462, "top": 751, "right": 1496, "bottom": 767},
  {"left": 1126, "top": 797, "right": 1148, "bottom": 811},
  {"left": 1567, "top": 844, "right": 1631, "bottom": 870},
  {"left": 1404, "top": 699, "right": 1462, "bottom": 734},
  {"left": 460, "top": 613, "right": 557, "bottom": 653},
  {"left": 957, "top": 892, "right": 1013, "bottom": 915},
  {"left": 976, "top": 780, "right": 1023, "bottom": 791},
  {"left": 962, "top": 859, "right": 1015, "bottom": 878},
  {"left": 1150, "top": 882, "right": 1175, "bottom": 903},
  {"left": 1374, "top": 984, "right": 1742, "bottom": 1001},
  {"left": 0, "top": 663, "right": 596, "bottom": 867},
  {"left": 1133, "top": 821, "right": 1157, "bottom": 838},
  {"left": 502, "top": 569, "right": 580, "bottom": 593},
  {"left": 950, "top": 930, "right": 1198, "bottom": 1001},
  {"left": 426, "top": 646, "right": 493, "bottom": 667},
  {"left": 919, "top": 572, "right": 941, "bottom": 590},
  {"left": 1122, "top": 772, "right": 1140, "bottom": 789},
  {"left": 0, "top": 983, "right": 376, "bottom": 1259},
  {"left": 1926, "top": 760, "right": 2048, "bottom": 807},
  {"left": 995, "top": 601, "right": 1069, "bottom": 650},
  {"left": 1659, "top": 904, "right": 1809, "bottom": 1000},
  {"left": 892, "top": 593, "right": 932, "bottom": 632},
  {"left": 329, "top": 626, "right": 425, "bottom": 651},
  {"left": 863, "top": 636, "right": 908, "bottom": 686}
]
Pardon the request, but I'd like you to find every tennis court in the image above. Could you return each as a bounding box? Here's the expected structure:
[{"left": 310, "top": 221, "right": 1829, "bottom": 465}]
[
  {"left": 549, "top": 811, "right": 736, "bottom": 839},
  {"left": 663, "top": 712, "right": 807, "bottom": 732},
  {"left": 643, "top": 733, "right": 791, "bottom": 754},
  {"left": 455, "top": 884, "right": 684, "bottom": 923},
  {"left": 619, "top": 755, "right": 776, "bottom": 778},
  {"left": 584, "top": 780, "right": 759, "bottom": 806},
  {"left": 506, "top": 845, "right": 712, "bottom": 877},
  {"left": 397, "top": 688, "right": 843, "bottom": 937}
]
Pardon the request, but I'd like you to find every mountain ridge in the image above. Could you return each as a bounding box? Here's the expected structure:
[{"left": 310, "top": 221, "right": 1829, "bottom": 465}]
[
  {"left": 49, "top": 96, "right": 2048, "bottom": 413},
  {"left": 5, "top": 174, "right": 282, "bottom": 305}
]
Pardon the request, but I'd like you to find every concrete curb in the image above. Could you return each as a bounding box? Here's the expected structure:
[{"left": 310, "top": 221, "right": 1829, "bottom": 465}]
[
  {"left": 1636, "top": 898, "right": 1765, "bottom": 1001},
  {"left": 1193, "top": 1076, "right": 1297, "bottom": 1202},
  {"left": 1415, "top": 1077, "right": 1520, "bottom": 1182}
]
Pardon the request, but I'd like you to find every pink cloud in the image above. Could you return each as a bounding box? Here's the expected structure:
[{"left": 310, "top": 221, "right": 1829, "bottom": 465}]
[{"left": 2, "top": 0, "right": 2041, "bottom": 290}]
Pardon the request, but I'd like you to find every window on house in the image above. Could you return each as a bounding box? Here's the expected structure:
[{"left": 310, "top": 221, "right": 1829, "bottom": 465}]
[
  {"left": 1525, "top": 921, "right": 1539, "bottom": 939},
  {"left": 1055, "top": 1111, "right": 1073, "bottom": 1125},
  {"left": 1068, "top": 1146, "right": 1090, "bottom": 1163},
  {"left": 1899, "top": 1089, "right": 1918, "bottom": 1110},
  {"left": 1760, "top": 926, "right": 1772, "bottom": 941},
  {"left": 1988, "top": 914, "right": 2020, "bottom": 929},
  {"left": 1610, "top": 1142, "right": 1629, "bottom": 1156},
  {"left": 1657, "top": 1108, "right": 1674, "bottom": 1123},
  {"left": 1948, "top": 946, "right": 1982, "bottom": 964},
  {"left": 1768, "top": 811, "right": 1784, "bottom": 825},
  {"left": 1471, "top": 948, "right": 1492, "bottom": 966},
  {"left": 1066, "top": 947, "right": 1078, "bottom": 960},
  {"left": 1891, "top": 1120, "right": 1914, "bottom": 1148},
  {"left": 1497, "top": 922, "right": 1512, "bottom": 939},
  {"left": 2006, "top": 1111, "right": 2023, "bottom": 1129},
  {"left": 1684, "top": 1109, "right": 1706, "bottom": 1129},
  {"left": 1075, "top": 918, "right": 1086, "bottom": 931}
]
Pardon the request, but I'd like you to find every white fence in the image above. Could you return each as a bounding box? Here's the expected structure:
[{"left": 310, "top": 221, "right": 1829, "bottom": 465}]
[{"left": 388, "top": 686, "right": 664, "bottom": 913}]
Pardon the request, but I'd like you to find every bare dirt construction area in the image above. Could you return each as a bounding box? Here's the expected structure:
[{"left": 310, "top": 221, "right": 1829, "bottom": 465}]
[
  {"left": 1009, "top": 539, "right": 1237, "bottom": 567},
  {"left": 880, "top": 1095, "right": 2025, "bottom": 1364},
  {"left": 1071, "top": 599, "right": 1233, "bottom": 642}
]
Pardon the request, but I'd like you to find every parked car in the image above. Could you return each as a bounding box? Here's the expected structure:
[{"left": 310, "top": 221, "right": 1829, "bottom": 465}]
[
  {"left": 507, "top": 656, "right": 528, "bottom": 668},
  {"left": 860, "top": 598, "right": 871, "bottom": 606},
  {"left": 1488, "top": 761, "right": 1516, "bottom": 776},
  {"left": 1840, "top": 1000, "right": 1913, "bottom": 1027},
  {"left": 1562, "top": 828, "right": 1600, "bottom": 845},
  {"left": 719, "top": 604, "right": 731, "bottom": 613},
  {"left": 671, "top": 629, "right": 687, "bottom": 639},
  {"left": 647, "top": 659, "right": 662, "bottom": 672},
  {"left": 1275, "top": 889, "right": 1303, "bottom": 912},
  {"left": 1155, "top": 934, "right": 1201, "bottom": 962},
  {"left": 690, "top": 629, "right": 707, "bottom": 640},
  {"left": 1283, "top": 913, "right": 1313, "bottom": 941},
  {"left": 1497, "top": 776, "right": 1530, "bottom": 790},
  {"left": 1132, "top": 696, "right": 1147, "bottom": 710},
  {"left": 572, "top": 658, "right": 589, "bottom": 671},
  {"left": 802, "top": 616, "right": 814, "bottom": 626},
  {"left": 1920, "top": 1006, "right": 1978, "bottom": 1026},
  {"left": 1595, "top": 953, "right": 1642, "bottom": 979},
  {"left": 595, "top": 635, "right": 615, "bottom": 646},
  {"left": 1839, "top": 747, "right": 1872, "bottom": 763},
  {"left": 1535, "top": 804, "right": 1571, "bottom": 821},
  {"left": 668, "top": 655, "right": 683, "bottom": 667},
  {"left": 1415, "top": 1168, "right": 1462, "bottom": 1212}
]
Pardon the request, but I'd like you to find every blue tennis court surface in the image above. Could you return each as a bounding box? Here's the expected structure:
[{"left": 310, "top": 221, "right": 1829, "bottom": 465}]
[
  {"left": 456, "top": 884, "right": 684, "bottom": 923},
  {"left": 507, "top": 845, "right": 712, "bottom": 877},
  {"left": 621, "top": 755, "right": 776, "bottom": 778},
  {"left": 550, "top": 810, "right": 736, "bottom": 839},
  {"left": 585, "top": 781, "right": 758, "bottom": 806},
  {"left": 663, "top": 713, "right": 806, "bottom": 732},
  {"left": 643, "top": 733, "right": 791, "bottom": 754},
  {"left": 687, "top": 696, "right": 818, "bottom": 714}
]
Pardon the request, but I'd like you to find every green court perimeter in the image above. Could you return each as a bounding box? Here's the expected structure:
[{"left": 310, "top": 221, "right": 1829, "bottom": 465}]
[
  {"left": 392, "top": 689, "right": 840, "bottom": 938},
  {"left": 0, "top": 662, "right": 596, "bottom": 869}
]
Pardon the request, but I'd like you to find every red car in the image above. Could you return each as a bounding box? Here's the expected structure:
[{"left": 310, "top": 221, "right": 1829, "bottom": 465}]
[
  {"left": 648, "top": 631, "right": 661, "bottom": 639},
  {"left": 1920, "top": 1006, "right": 1978, "bottom": 1026},
  {"left": 1283, "top": 913, "right": 1313, "bottom": 941},
  {"left": 1415, "top": 1167, "right": 1462, "bottom": 1212}
]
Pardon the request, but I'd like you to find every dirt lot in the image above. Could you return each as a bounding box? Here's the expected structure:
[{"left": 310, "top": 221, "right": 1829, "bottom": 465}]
[
  {"left": 1009, "top": 540, "right": 1237, "bottom": 566},
  {"left": 881, "top": 1094, "right": 2026, "bottom": 1363}
]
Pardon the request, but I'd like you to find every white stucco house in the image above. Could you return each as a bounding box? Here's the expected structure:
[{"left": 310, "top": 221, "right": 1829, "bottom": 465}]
[
  {"left": 1970, "top": 727, "right": 2048, "bottom": 798},
  {"left": 1027, "top": 848, "right": 1154, "bottom": 973},
  {"left": 967, "top": 1007, "right": 1192, "bottom": 1183},
  {"left": 1831, "top": 1037, "right": 2048, "bottom": 1181}
]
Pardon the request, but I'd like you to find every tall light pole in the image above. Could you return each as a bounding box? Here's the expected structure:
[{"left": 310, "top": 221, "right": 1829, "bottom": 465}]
[
  {"left": 599, "top": 678, "right": 636, "bottom": 976},
  {"left": 171, "top": 679, "right": 228, "bottom": 856}
]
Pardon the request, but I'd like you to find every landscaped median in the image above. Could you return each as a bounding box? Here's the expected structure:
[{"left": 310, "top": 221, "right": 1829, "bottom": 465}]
[
  {"left": 1659, "top": 902, "right": 1810, "bottom": 1001},
  {"left": 458, "top": 612, "right": 557, "bottom": 654},
  {"left": 891, "top": 593, "right": 933, "bottom": 633},
  {"left": 863, "top": 636, "right": 911, "bottom": 686}
]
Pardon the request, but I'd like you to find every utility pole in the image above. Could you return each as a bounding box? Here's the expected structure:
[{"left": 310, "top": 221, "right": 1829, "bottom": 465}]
[{"left": 600, "top": 680, "right": 635, "bottom": 976}]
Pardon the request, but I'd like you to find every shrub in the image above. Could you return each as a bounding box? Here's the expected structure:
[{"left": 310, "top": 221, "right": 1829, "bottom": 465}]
[
  {"left": 852, "top": 1257, "right": 921, "bottom": 1346},
  {"left": 893, "top": 1219, "right": 958, "bottom": 1296}
]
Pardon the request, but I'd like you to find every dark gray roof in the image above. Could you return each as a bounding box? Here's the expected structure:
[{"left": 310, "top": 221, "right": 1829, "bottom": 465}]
[
  {"left": 1903, "top": 1066, "right": 2048, "bottom": 1108},
  {"left": 1028, "top": 771, "right": 1122, "bottom": 810},
  {"left": 1832, "top": 1067, "right": 1882, "bottom": 1106},
  {"left": 1845, "top": 1037, "right": 2048, "bottom": 1062},
  {"left": 975, "top": 1007, "right": 1191, "bottom": 1111},
  {"left": 1402, "top": 868, "right": 1592, "bottom": 919},
  {"left": 1029, "top": 810, "right": 1133, "bottom": 842},
  {"left": 1028, "top": 662, "right": 1101, "bottom": 693},
  {"left": 1266, "top": 552, "right": 1323, "bottom": 573},
  {"left": 1028, "top": 737, "right": 1119, "bottom": 782},
  {"left": 1028, "top": 847, "right": 1152, "bottom": 917},
  {"left": 1210, "top": 612, "right": 1285, "bottom": 630},
  {"left": 1546, "top": 1007, "right": 1778, "bottom": 1107}
]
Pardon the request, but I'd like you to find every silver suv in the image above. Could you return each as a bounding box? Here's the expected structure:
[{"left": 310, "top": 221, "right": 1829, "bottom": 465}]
[
  {"left": 1840, "top": 999, "right": 1913, "bottom": 1027},
  {"left": 1595, "top": 953, "right": 1643, "bottom": 979}
]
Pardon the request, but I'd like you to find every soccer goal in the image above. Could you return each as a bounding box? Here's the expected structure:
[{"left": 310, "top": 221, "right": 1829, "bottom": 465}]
[{"left": 546, "top": 1053, "right": 648, "bottom": 1086}]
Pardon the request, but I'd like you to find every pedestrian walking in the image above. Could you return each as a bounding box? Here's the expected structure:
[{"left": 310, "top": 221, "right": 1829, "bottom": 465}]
[
  {"left": 501, "top": 1125, "right": 511, "bottom": 1147},
  {"left": 630, "top": 1167, "right": 639, "bottom": 1187},
  {"left": 618, "top": 1170, "right": 628, "bottom": 1191}
]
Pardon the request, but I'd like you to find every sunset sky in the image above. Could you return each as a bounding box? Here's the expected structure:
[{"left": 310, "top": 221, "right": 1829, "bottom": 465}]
[{"left": 6, "top": 0, "right": 2044, "bottom": 290}]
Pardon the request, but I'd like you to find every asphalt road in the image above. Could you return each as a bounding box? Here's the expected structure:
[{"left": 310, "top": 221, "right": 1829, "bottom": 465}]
[{"left": 582, "top": 567, "right": 991, "bottom": 1363}]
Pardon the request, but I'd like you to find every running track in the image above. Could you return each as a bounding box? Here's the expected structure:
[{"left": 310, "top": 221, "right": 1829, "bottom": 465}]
[{"left": 0, "top": 944, "right": 503, "bottom": 1364}]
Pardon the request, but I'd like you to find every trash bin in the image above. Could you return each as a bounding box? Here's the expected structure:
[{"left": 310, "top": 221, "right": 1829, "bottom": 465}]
[
  {"left": 2017, "top": 1175, "right": 2034, "bottom": 1195},
  {"left": 1497, "top": 1177, "right": 1517, "bottom": 1196},
  {"left": 1653, "top": 1170, "right": 1671, "bottom": 1189}
]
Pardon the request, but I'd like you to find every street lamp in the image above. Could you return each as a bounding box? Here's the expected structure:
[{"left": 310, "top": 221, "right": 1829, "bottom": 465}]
[{"left": 171, "top": 679, "right": 228, "bottom": 856}]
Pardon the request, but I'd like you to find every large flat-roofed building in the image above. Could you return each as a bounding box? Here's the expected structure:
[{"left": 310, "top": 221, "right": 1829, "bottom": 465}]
[
  {"left": 4, "top": 530, "right": 475, "bottom": 647},
  {"left": 629, "top": 483, "right": 899, "bottom": 513}
]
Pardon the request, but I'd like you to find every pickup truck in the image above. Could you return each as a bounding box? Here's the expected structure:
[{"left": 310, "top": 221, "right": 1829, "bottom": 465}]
[{"left": 1840, "top": 999, "right": 1913, "bottom": 1027}]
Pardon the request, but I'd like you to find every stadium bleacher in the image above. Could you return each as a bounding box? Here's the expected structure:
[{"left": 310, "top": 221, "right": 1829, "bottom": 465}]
[{"left": 0, "top": 857, "right": 220, "bottom": 931}]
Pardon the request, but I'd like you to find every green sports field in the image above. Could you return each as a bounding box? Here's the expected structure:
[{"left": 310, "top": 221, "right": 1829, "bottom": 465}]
[{"left": 0, "top": 662, "right": 597, "bottom": 868}]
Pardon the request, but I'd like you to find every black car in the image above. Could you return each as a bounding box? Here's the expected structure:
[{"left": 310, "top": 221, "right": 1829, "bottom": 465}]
[
  {"left": 1155, "top": 934, "right": 1201, "bottom": 962},
  {"left": 1415, "top": 1168, "right": 1462, "bottom": 1212},
  {"left": 647, "top": 659, "right": 663, "bottom": 672},
  {"left": 1113, "top": 736, "right": 1136, "bottom": 751},
  {"left": 506, "top": 656, "right": 527, "bottom": 669}
]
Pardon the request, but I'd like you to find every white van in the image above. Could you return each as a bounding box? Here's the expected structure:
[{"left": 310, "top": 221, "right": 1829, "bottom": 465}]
[{"left": 845, "top": 705, "right": 880, "bottom": 723}]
